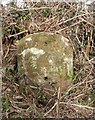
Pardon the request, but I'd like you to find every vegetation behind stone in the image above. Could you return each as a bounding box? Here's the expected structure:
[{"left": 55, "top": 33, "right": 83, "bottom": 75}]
[{"left": 2, "top": 1, "right": 95, "bottom": 118}]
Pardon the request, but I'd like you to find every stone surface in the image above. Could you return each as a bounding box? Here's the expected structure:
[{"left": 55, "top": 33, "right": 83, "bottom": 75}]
[{"left": 17, "top": 32, "right": 73, "bottom": 90}]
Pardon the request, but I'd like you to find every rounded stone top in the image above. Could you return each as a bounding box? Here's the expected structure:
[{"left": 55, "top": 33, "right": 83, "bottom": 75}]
[{"left": 17, "top": 32, "right": 73, "bottom": 89}]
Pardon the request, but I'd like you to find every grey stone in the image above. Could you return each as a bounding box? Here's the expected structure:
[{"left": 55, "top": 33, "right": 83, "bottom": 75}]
[{"left": 17, "top": 32, "right": 73, "bottom": 90}]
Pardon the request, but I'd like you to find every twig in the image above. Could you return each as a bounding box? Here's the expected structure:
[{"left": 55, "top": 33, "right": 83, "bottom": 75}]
[
  {"left": 52, "top": 12, "right": 94, "bottom": 28},
  {"left": 44, "top": 102, "right": 57, "bottom": 117},
  {"left": 10, "top": 23, "right": 16, "bottom": 26},
  {"left": 30, "top": 85, "right": 55, "bottom": 92},
  {"left": 4, "top": 45, "right": 10, "bottom": 59},
  {"left": 40, "top": 16, "right": 57, "bottom": 26},
  {"left": 56, "top": 87, "right": 61, "bottom": 118},
  {"left": 80, "top": 18, "right": 95, "bottom": 27},
  {"left": 56, "top": 20, "right": 83, "bottom": 33},
  {"left": 8, "top": 30, "right": 28, "bottom": 38},
  {"left": 64, "top": 0, "right": 77, "bottom": 11},
  {"left": 73, "top": 93, "right": 84, "bottom": 100},
  {"left": 12, "top": 7, "right": 52, "bottom": 11},
  {"left": 60, "top": 102, "right": 95, "bottom": 110}
]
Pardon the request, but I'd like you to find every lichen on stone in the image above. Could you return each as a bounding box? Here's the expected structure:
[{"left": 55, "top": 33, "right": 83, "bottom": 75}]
[
  {"left": 25, "top": 37, "right": 32, "bottom": 41},
  {"left": 21, "top": 47, "right": 45, "bottom": 58}
]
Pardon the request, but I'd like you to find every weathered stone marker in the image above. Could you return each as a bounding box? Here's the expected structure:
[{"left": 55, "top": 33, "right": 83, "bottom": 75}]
[{"left": 17, "top": 32, "right": 73, "bottom": 90}]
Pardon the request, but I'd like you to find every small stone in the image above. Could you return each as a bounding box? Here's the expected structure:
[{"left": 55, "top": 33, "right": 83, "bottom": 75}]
[{"left": 17, "top": 32, "right": 73, "bottom": 90}]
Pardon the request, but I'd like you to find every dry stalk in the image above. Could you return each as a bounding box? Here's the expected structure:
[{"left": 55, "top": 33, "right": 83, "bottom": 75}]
[
  {"left": 52, "top": 12, "right": 94, "bottom": 28},
  {"left": 4, "top": 45, "right": 10, "bottom": 59},
  {"left": 8, "top": 30, "right": 28, "bottom": 38},
  {"left": 15, "top": 7, "right": 52, "bottom": 11},
  {"left": 56, "top": 86, "right": 61, "bottom": 118},
  {"left": 56, "top": 20, "right": 83, "bottom": 33},
  {"left": 44, "top": 102, "right": 57, "bottom": 117},
  {"left": 60, "top": 102, "right": 95, "bottom": 110},
  {"left": 80, "top": 17, "right": 95, "bottom": 27}
]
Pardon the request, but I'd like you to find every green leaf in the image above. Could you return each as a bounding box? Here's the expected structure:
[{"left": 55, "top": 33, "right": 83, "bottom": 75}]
[
  {"left": 2, "top": 97, "right": 10, "bottom": 112},
  {"left": 42, "top": 8, "right": 51, "bottom": 17}
]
